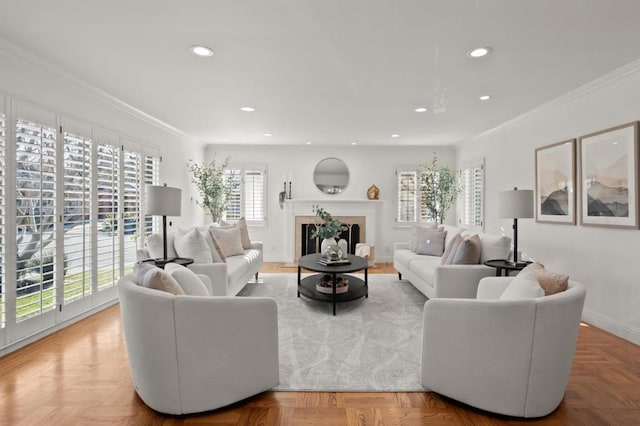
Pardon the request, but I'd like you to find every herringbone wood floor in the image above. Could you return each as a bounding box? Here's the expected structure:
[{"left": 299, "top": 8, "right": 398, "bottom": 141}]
[{"left": 1, "top": 263, "right": 639, "bottom": 425}]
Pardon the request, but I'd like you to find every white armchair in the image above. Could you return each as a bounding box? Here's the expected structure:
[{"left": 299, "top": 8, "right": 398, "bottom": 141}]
[
  {"left": 421, "top": 276, "right": 586, "bottom": 418},
  {"left": 118, "top": 274, "right": 279, "bottom": 415}
]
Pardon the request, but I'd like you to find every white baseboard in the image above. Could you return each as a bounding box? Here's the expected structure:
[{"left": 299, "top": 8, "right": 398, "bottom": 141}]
[{"left": 582, "top": 308, "right": 640, "bottom": 345}]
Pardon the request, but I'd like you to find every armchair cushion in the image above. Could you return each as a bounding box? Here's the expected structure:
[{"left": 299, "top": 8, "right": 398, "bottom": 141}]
[{"left": 500, "top": 272, "right": 545, "bottom": 300}]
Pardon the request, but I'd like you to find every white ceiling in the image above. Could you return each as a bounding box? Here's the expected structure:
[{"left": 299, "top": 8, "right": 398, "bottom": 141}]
[{"left": 2, "top": 1, "right": 640, "bottom": 146}]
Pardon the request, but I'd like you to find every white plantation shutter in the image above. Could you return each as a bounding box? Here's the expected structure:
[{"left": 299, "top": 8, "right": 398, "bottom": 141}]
[
  {"left": 0, "top": 108, "right": 5, "bottom": 330},
  {"left": 96, "top": 143, "right": 120, "bottom": 290},
  {"left": 396, "top": 170, "right": 417, "bottom": 223},
  {"left": 458, "top": 159, "right": 485, "bottom": 230},
  {"left": 244, "top": 169, "right": 265, "bottom": 223},
  {"left": 143, "top": 155, "right": 160, "bottom": 237},
  {"left": 123, "top": 150, "right": 141, "bottom": 270},
  {"left": 15, "top": 118, "right": 57, "bottom": 322},
  {"left": 62, "top": 131, "right": 92, "bottom": 304}
]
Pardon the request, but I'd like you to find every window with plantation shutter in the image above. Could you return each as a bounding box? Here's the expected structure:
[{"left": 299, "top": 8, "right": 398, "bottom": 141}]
[
  {"left": 457, "top": 158, "right": 485, "bottom": 231},
  {"left": 62, "top": 131, "right": 92, "bottom": 304},
  {"left": 0, "top": 109, "right": 5, "bottom": 330},
  {"left": 15, "top": 119, "right": 57, "bottom": 322},
  {"left": 96, "top": 143, "right": 120, "bottom": 291},
  {"left": 396, "top": 170, "right": 417, "bottom": 223},
  {"left": 143, "top": 155, "right": 160, "bottom": 237},
  {"left": 123, "top": 150, "right": 141, "bottom": 272},
  {"left": 224, "top": 166, "right": 266, "bottom": 225}
]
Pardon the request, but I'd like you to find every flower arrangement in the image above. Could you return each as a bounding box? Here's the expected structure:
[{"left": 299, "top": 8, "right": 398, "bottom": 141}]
[
  {"left": 188, "top": 155, "right": 236, "bottom": 222},
  {"left": 311, "top": 205, "right": 347, "bottom": 240}
]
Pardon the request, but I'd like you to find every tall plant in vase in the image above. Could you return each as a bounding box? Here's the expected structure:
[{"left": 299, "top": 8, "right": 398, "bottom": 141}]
[
  {"left": 188, "top": 155, "right": 236, "bottom": 223},
  {"left": 311, "top": 205, "right": 347, "bottom": 257},
  {"left": 419, "top": 155, "right": 461, "bottom": 224}
]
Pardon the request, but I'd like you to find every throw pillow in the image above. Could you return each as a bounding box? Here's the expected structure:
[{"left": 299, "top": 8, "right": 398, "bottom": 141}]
[
  {"left": 500, "top": 271, "right": 545, "bottom": 300},
  {"left": 478, "top": 234, "right": 512, "bottom": 263},
  {"left": 519, "top": 262, "right": 545, "bottom": 274},
  {"left": 415, "top": 230, "right": 447, "bottom": 256},
  {"left": 146, "top": 233, "right": 177, "bottom": 259},
  {"left": 165, "top": 263, "right": 210, "bottom": 296},
  {"left": 441, "top": 233, "right": 463, "bottom": 265},
  {"left": 408, "top": 224, "right": 441, "bottom": 251},
  {"left": 174, "top": 228, "right": 213, "bottom": 264},
  {"left": 237, "top": 217, "right": 253, "bottom": 249},
  {"left": 134, "top": 262, "right": 185, "bottom": 295},
  {"left": 535, "top": 270, "right": 569, "bottom": 295},
  {"left": 452, "top": 234, "right": 482, "bottom": 265},
  {"left": 210, "top": 226, "right": 245, "bottom": 257},
  {"left": 208, "top": 229, "right": 227, "bottom": 262}
]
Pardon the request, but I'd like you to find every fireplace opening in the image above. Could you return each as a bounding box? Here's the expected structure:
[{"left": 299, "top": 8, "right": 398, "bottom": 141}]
[{"left": 295, "top": 215, "right": 366, "bottom": 259}]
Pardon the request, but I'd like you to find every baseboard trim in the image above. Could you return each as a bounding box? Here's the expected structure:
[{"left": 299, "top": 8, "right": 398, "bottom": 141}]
[
  {"left": 582, "top": 308, "right": 640, "bottom": 345},
  {"left": 0, "top": 299, "right": 119, "bottom": 357}
]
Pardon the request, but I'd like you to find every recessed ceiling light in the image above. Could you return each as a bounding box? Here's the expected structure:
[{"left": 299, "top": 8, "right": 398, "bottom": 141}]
[
  {"left": 190, "top": 45, "right": 214, "bottom": 57},
  {"left": 240, "top": 106, "right": 255, "bottom": 112},
  {"left": 414, "top": 107, "right": 428, "bottom": 113},
  {"left": 479, "top": 95, "right": 491, "bottom": 101},
  {"left": 391, "top": 134, "right": 400, "bottom": 138},
  {"left": 351, "top": 142, "right": 358, "bottom": 145},
  {"left": 305, "top": 141, "right": 312, "bottom": 145},
  {"left": 263, "top": 133, "right": 273, "bottom": 137},
  {"left": 467, "top": 47, "right": 492, "bottom": 58}
]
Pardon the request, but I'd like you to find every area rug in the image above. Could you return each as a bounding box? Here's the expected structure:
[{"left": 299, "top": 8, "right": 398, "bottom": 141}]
[{"left": 237, "top": 273, "right": 427, "bottom": 392}]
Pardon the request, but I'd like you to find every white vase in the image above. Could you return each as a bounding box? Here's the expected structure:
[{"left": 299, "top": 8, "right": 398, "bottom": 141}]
[
  {"left": 321, "top": 238, "right": 337, "bottom": 257},
  {"left": 338, "top": 238, "right": 348, "bottom": 258}
]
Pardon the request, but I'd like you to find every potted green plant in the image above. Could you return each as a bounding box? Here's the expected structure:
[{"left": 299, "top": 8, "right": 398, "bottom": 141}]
[
  {"left": 188, "top": 155, "right": 236, "bottom": 223},
  {"left": 419, "top": 156, "right": 461, "bottom": 224},
  {"left": 311, "top": 205, "right": 347, "bottom": 256}
]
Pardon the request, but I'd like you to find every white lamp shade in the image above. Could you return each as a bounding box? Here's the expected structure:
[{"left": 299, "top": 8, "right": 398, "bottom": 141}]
[
  {"left": 499, "top": 189, "right": 534, "bottom": 219},
  {"left": 145, "top": 185, "right": 182, "bottom": 216}
]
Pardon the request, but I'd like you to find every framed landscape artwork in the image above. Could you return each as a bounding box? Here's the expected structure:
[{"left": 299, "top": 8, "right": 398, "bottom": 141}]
[
  {"left": 535, "top": 139, "right": 576, "bottom": 224},
  {"left": 578, "top": 122, "right": 639, "bottom": 228}
]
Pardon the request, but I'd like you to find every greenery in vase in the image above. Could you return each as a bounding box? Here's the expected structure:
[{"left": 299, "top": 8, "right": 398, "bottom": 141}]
[
  {"left": 188, "top": 155, "right": 236, "bottom": 222},
  {"left": 419, "top": 155, "right": 461, "bottom": 224},
  {"left": 311, "top": 205, "right": 347, "bottom": 240}
]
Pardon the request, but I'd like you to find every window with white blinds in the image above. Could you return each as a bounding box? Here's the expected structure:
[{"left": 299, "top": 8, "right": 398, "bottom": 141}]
[
  {"left": 224, "top": 167, "right": 266, "bottom": 225},
  {"left": 62, "top": 132, "right": 92, "bottom": 304},
  {"left": 0, "top": 111, "right": 6, "bottom": 330},
  {"left": 123, "top": 150, "right": 141, "bottom": 272},
  {"left": 143, "top": 155, "right": 160, "bottom": 237},
  {"left": 96, "top": 143, "right": 120, "bottom": 290},
  {"left": 15, "top": 119, "right": 57, "bottom": 322},
  {"left": 396, "top": 170, "right": 418, "bottom": 223},
  {"left": 457, "top": 159, "right": 485, "bottom": 230}
]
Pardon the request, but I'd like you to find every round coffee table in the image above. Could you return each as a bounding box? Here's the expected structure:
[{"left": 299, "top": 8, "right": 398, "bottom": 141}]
[{"left": 297, "top": 253, "right": 368, "bottom": 316}]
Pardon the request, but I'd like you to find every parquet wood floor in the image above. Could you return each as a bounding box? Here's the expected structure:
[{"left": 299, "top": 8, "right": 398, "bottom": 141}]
[{"left": 0, "top": 263, "right": 638, "bottom": 425}]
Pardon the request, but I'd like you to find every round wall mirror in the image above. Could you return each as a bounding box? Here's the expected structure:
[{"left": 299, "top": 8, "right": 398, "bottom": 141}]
[{"left": 313, "top": 157, "right": 349, "bottom": 194}]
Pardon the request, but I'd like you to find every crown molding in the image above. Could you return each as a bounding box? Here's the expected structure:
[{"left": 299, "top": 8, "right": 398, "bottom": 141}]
[
  {"left": 470, "top": 57, "right": 640, "bottom": 142},
  {"left": 0, "top": 37, "right": 195, "bottom": 142}
]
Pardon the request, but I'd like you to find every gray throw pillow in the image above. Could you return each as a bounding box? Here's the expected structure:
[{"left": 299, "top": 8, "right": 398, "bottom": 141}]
[
  {"left": 452, "top": 234, "right": 482, "bottom": 264},
  {"left": 415, "top": 230, "right": 447, "bottom": 256}
]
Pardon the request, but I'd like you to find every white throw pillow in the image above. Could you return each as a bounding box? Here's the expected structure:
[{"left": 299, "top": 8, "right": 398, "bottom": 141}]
[
  {"left": 146, "top": 233, "right": 177, "bottom": 259},
  {"left": 210, "top": 226, "right": 245, "bottom": 257},
  {"left": 134, "top": 262, "right": 185, "bottom": 295},
  {"left": 479, "top": 233, "right": 512, "bottom": 263},
  {"left": 165, "top": 263, "right": 210, "bottom": 296},
  {"left": 174, "top": 228, "right": 213, "bottom": 264},
  {"left": 500, "top": 272, "right": 545, "bottom": 300}
]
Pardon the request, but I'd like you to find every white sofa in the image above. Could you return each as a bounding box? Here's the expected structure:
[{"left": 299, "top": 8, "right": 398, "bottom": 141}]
[
  {"left": 421, "top": 276, "right": 586, "bottom": 418},
  {"left": 137, "top": 227, "right": 263, "bottom": 296},
  {"left": 118, "top": 272, "right": 279, "bottom": 415},
  {"left": 394, "top": 225, "right": 511, "bottom": 299}
]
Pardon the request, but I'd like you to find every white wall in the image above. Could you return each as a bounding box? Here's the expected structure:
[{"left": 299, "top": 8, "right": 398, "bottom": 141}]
[
  {"left": 204, "top": 144, "right": 456, "bottom": 261},
  {"left": 0, "top": 41, "right": 205, "bottom": 229},
  {"left": 457, "top": 64, "right": 640, "bottom": 344}
]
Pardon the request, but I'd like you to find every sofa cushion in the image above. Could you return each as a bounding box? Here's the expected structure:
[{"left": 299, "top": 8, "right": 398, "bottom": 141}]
[
  {"left": 210, "top": 226, "right": 245, "bottom": 257},
  {"left": 409, "top": 256, "right": 442, "bottom": 287},
  {"left": 395, "top": 249, "right": 427, "bottom": 269},
  {"left": 165, "top": 263, "right": 210, "bottom": 296},
  {"left": 416, "top": 230, "right": 447, "bottom": 256},
  {"left": 452, "top": 234, "right": 482, "bottom": 264},
  {"left": 174, "top": 228, "right": 214, "bottom": 264},
  {"left": 147, "top": 233, "right": 177, "bottom": 259},
  {"left": 134, "top": 262, "right": 185, "bottom": 295},
  {"left": 441, "top": 233, "right": 463, "bottom": 265},
  {"left": 478, "top": 233, "right": 512, "bottom": 263},
  {"left": 500, "top": 272, "right": 544, "bottom": 300}
]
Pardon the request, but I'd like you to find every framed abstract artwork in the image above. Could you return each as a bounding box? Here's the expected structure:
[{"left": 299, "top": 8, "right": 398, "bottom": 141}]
[
  {"left": 535, "top": 139, "right": 576, "bottom": 224},
  {"left": 578, "top": 122, "right": 639, "bottom": 228}
]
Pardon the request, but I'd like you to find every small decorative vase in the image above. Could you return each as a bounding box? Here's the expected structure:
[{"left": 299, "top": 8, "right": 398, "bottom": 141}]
[
  {"left": 338, "top": 238, "right": 348, "bottom": 259},
  {"left": 367, "top": 184, "right": 380, "bottom": 200},
  {"left": 325, "top": 244, "right": 343, "bottom": 261},
  {"left": 321, "top": 238, "right": 337, "bottom": 257}
]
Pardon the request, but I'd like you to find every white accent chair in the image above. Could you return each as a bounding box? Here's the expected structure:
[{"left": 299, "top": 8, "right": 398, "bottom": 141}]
[
  {"left": 118, "top": 274, "right": 279, "bottom": 415},
  {"left": 421, "top": 276, "right": 586, "bottom": 418}
]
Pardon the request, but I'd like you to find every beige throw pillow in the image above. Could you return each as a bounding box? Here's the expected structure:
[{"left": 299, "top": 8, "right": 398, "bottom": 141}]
[
  {"left": 210, "top": 226, "right": 245, "bottom": 257},
  {"left": 208, "top": 229, "right": 227, "bottom": 262},
  {"left": 441, "top": 233, "right": 463, "bottom": 265},
  {"left": 535, "top": 270, "right": 569, "bottom": 295},
  {"left": 134, "top": 262, "right": 185, "bottom": 295},
  {"left": 237, "top": 217, "right": 253, "bottom": 249},
  {"left": 452, "top": 234, "right": 482, "bottom": 265}
]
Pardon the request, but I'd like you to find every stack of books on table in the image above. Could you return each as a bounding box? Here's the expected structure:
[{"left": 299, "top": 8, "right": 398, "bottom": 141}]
[{"left": 317, "top": 257, "right": 351, "bottom": 266}]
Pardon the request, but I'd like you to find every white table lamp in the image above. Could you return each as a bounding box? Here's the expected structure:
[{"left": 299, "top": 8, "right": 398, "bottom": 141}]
[
  {"left": 499, "top": 187, "right": 534, "bottom": 266},
  {"left": 145, "top": 184, "right": 182, "bottom": 261}
]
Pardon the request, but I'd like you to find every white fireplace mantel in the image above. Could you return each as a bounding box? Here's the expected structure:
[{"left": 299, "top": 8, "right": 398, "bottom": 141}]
[{"left": 283, "top": 199, "right": 383, "bottom": 264}]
